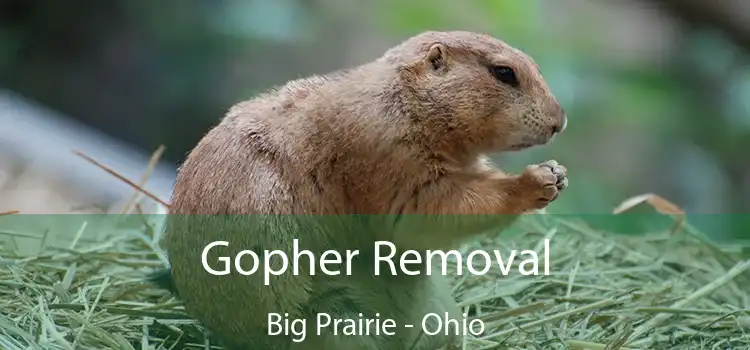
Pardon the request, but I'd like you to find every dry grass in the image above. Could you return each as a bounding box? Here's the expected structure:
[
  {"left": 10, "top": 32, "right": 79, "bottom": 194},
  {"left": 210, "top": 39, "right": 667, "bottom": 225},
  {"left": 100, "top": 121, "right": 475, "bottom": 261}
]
[
  {"left": 0, "top": 151, "right": 749, "bottom": 349},
  {"left": 1, "top": 210, "right": 749, "bottom": 350}
]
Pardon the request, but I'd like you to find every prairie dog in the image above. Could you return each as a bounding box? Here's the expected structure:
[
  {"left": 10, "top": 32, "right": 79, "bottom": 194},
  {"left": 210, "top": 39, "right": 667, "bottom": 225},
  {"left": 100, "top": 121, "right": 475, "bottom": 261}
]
[{"left": 155, "top": 31, "right": 568, "bottom": 349}]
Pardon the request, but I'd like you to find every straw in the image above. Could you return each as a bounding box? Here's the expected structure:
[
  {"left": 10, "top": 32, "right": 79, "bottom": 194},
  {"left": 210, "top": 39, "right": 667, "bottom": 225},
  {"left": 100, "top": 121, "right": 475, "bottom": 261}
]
[{"left": 1, "top": 150, "right": 748, "bottom": 349}]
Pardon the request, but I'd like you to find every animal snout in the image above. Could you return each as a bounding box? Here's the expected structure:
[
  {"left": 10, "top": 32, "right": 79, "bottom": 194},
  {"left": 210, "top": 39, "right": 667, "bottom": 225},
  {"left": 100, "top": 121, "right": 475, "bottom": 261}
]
[
  {"left": 551, "top": 115, "right": 567, "bottom": 135},
  {"left": 549, "top": 103, "right": 567, "bottom": 135}
]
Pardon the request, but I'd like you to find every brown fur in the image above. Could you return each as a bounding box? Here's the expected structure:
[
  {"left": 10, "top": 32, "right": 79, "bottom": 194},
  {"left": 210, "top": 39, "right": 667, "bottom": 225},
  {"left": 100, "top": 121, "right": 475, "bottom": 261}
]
[{"left": 160, "top": 31, "right": 568, "bottom": 349}]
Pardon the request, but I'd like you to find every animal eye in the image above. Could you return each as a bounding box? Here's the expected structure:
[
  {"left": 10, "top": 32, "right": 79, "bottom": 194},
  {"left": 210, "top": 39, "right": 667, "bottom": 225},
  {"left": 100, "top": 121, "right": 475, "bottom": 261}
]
[{"left": 489, "top": 65, "right": 518, "bottom": 87}]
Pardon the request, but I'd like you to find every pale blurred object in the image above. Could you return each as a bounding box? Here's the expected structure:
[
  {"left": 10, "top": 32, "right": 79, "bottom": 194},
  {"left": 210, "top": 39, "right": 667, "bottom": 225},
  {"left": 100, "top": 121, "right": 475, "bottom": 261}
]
[{"left": 0, "top": 90, "right": 175, "bottom": 214}]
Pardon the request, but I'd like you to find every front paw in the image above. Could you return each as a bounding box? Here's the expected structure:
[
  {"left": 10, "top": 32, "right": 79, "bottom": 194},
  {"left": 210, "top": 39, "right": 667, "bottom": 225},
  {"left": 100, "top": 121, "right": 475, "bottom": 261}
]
[{"left": 518, "top": 159, "right": 568, "bottom": 209}]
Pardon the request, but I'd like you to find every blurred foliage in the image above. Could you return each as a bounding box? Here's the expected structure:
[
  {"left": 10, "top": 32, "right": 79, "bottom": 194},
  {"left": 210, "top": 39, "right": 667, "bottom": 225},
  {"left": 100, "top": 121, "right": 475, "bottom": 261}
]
[
  {"left": 0, "top": 0, "right": 748, "bottom": 239},
  {"left": 371, "top": 0, "right": 750, "bottom": 242}
]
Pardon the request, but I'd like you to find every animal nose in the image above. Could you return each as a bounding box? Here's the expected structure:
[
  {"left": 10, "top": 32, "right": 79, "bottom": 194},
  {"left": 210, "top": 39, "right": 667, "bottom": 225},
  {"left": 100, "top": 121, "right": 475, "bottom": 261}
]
[
  {"left": 549, "top": 102, "right": 567, "bottom": 135},
  {"left": 552, "top": 116, "right": 567, "bottom": 134}
]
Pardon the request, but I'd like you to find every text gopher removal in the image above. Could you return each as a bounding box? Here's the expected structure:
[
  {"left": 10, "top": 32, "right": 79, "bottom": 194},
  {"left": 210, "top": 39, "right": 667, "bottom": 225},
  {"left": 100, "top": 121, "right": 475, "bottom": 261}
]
[{"left": 201, "top": 238, "right": 551, "bottom": 285}]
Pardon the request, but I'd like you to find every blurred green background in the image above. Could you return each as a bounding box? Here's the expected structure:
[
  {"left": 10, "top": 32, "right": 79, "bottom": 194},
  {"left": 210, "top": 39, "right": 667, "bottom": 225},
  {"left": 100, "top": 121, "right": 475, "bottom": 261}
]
[{"left": 0, "top": 0, "right": 748, "bottom": 239}]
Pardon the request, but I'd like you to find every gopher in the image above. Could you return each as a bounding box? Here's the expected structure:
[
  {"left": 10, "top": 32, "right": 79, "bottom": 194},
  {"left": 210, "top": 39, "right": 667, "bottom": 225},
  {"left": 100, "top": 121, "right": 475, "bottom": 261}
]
[{"left": 152, "top": 31, "right": 568, "bottom": 349}]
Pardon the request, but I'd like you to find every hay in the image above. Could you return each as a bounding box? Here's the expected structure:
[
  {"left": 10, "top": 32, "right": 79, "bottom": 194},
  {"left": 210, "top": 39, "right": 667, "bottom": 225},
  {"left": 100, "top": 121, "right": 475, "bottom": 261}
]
[
  {"left": 1, "top": 151, "right": 748, "bottom": 349},
  {"left": 1, "top": 209, "right": 749, "bottom": 350}
]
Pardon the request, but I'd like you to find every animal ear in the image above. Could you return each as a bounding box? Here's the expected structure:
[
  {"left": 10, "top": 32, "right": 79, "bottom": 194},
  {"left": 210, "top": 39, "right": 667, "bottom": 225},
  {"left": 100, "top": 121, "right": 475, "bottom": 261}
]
[{"left": 424, "top": 43, "right": 448, "bottom": 71}]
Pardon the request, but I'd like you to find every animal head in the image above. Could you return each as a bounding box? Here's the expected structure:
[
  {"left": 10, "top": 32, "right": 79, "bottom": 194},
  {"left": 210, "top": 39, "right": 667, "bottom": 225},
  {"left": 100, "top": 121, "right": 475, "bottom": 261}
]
[{"left": 382, "top": 31, "right": 567, "bottom": 155}]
